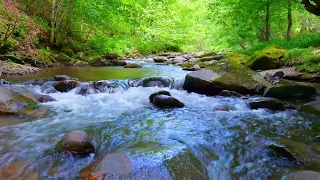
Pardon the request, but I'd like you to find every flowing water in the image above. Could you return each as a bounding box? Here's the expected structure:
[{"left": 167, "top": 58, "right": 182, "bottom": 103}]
[{"left": 0, "top": 62, "right": 320, "bottom": 179}]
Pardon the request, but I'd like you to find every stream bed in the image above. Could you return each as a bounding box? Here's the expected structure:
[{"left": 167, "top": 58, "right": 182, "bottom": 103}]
[{"left": 0, "top": 62, "right": 320, "bottom": 179}]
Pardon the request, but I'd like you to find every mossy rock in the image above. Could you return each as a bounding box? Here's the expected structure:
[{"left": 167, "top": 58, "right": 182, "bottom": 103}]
[
  {"left": 60, "top": 47, "right": 74, "bottom": 57},
  {"left": 226, "top": 54, "right": 250, "bottom": 64},
  {"left": 246, "top": 46, "right": 288, "bottom": 70},
  {"left": 0, "top": 86, "right": 39, "bottom": 115},
  {"left": 55, "top": 53, "right": 71, "bottom": 63},
  {"left": 299, "top": 101, "right": 320, "bottom": 116},
  {"left": 88, "top": 56, "right": 104, "bottom": 65},
  {"left": 263, "top": 80, "right": 317, "bottom": 99},
  {"left": 183, "top": 59, "right": 271, "bottom": 96}
]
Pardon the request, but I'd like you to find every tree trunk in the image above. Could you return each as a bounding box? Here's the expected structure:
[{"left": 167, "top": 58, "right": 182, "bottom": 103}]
[
  {"left": 301, "top": 0, "right": 320, "bottom": 16},
  {"left": 66, "top": 0, "right": 76, "bottom": 36},
  {"left": 265, "top": 0, "right": 270, "bottom": 42},
  {"left": 50, "top": 0, "right": 56, "bottom": 46},
  {"left": 287, "top": 0, "right": 292, "bottom": 40}
]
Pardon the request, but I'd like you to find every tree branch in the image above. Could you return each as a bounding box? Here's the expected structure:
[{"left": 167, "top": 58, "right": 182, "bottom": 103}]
[{"left": 302, "top": 0, "right": 320, "bottom": 16}]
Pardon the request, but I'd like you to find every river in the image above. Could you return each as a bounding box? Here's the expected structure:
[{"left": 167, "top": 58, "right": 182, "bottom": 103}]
[{"left": 0, "top": 61, "right": 319, "bottom": 179}]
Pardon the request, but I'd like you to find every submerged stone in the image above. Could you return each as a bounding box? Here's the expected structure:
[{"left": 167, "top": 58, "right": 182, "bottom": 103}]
[
  {"left": 164, "top": 150, "right": 209, "bottom": 180},
  {"left": 81, "top": 151, "right": 131, "bottom": 179},
  {"left": 282, "top": 171, "right": 320, "bottom": 180},
  {"left": 56, "top": 130, "right": 95, "bottom": 154}
]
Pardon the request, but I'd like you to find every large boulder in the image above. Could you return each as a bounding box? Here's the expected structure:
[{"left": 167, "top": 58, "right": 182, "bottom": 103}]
[
  {"left": 81, "top": 152, "right": 131, "bottom": 179},
  {"left": 282, "top": 171, "right": 320, "bottom": 180},
  {"left": 54, "top": 81, "right": 79, "bottom": 93},
  {"left": 0, "top": 86, "right": 39, "bottom": 115},
  {"left": 263, "top": 80, "right": 317, "bottom": 99},
  {"left": 152, "top": 95, "right": 184, "bottom": 108},
  {"left": 183, "top": 59, "right": 270, "bottom": 96},
  {"left": 55, "top": 130, "right": 95, "bottom": 154},
  {"left": 218, "top": 90, "right": 243, "bottom": 98},
  {"left": 299, "top": 101, "right": 320, "bottom": 116},
  {"left": 246, "top": 46, "right": 288, "bottom": 70}
]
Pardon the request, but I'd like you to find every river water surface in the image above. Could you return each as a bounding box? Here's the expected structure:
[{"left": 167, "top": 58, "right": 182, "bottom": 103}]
[{"left": 0, "top": 62, "right": 319, "bottom": 179}]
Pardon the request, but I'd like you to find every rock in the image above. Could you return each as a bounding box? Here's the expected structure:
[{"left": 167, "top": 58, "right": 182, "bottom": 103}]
[
  {"left": 22, "top": 78, "right": 54, "bottom": 86},
  {"left": 199, "top": 55, "right": 224, "bottom": 62},
  {"left": 249, "top": 98, "right": 286, "bottom": 111},
  {"left": 213, "top": 105, "right": 230, "bottom": 111},
  {"left": 149, "top": 91, "right": 171, "bottom": 103},
  {"left": 263, "top": 80, "right": 317, "bottom": 99},
  {"left": 88, "top": 56, "right": 104, "bottom": 66},
  {"left": 299, "top": 101, "right": 320, "bottom": 116},
  {"left": 54, "top": 81, "right": 79, "bottom": 93},
  {"left": 152, "top": 95, "right": 184, "bottom": 108},
  {"left": 1, "top": 61, "right": 41, "bottom": 76},
  {"left": 53, "top": 75, "right": 71, "bottom": 81},
  {"left": 74, "top": 60, "right": 89, "bottom": 66},
  {"left": 282, "top": 171, "right": 320, "bottom": 180},
  {"left": 218, "top": 90, "right": 243, "bottom": 98},
  {"left": 267, "top": 139, "right": 320, "bottom": 165},
  {"left": 55, "top": 53, "right": 71, "bottom": 63},
  {"left": 246, "top": 46, "right": 288, "bottom": 70},
  {"left": 153, "top": 56, "right": 168, "bottom": 63},
  {"left": 131, "top": 77, "right": 171, "bottom": 88},
  {"left": 183, "top": 64, "right": 201, "bottom": 71},
  {"left": 81, "top": 151, "right": 131, "bottom": 179},
  {"left": 110, "top": 60, "right": 127, "bottom": 66},
  {"left": 194, "top": 51, "right": 215, "bottom": 58},
  {"left": 55, "top": 130, "right": 95, "bottom": 154},
  {"left": 183, "top": 59, "right": 270, "bottom": 96},
  {"left": 76, "top": 82, "right": 97, "bottom": 95},
  {"left": 60, "top": 47, "right": 74, "bottom": 57},
  {"left": 172, "top": 56, "right": 186, "bottom": 64},
  {"left": 0, "top": 86, "right": 39, "bottom": 115},
  {"left": 36, "top": 95, "right": 56, "bottom": 103},
  {"left": 124, "top": 64, "right": 142, "bottom": 68},
  {"left": 104, "top": 53, "right": 119, "bottom": 60},
  {"left": 164, "top": 150, "right": 208, "bottom": 180},
  {"left": 0, "top": 79, "right": 12, "bottom": 85}
]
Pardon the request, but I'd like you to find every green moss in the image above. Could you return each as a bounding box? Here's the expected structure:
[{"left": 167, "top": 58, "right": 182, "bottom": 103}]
[
  {"left": 54, "top": 140, "right": 63, "bottom": 151},
  {"left": 88, "top": 56, "right": 103, "bottom": 64},
  {"left": 180, "top": 62, "right": 195, "bottom": 68},
  {"left": 56, "top": 53, "right": 71, "bottom": 62},
  {"left": 226, "top": 54, "right": 250, "bottom": 64},
  {"left": 61, "top": 47, "right": 74, "bottom": 57},
  {"left": 246, "top": 46, "right": 288, "bottom": 70}
]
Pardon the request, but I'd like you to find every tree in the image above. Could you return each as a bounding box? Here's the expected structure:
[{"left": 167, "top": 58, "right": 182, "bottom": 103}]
[
  {"left": 301, "top": 0, "right": 320, "bottom": 16},
  {"left": 287, "top": 0, "right": 292, "bottom": 40}
]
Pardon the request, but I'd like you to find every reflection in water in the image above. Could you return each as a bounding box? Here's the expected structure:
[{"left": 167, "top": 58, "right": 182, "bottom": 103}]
[{"left": 2, "top": 61, "right": 188, "bottom": 83}]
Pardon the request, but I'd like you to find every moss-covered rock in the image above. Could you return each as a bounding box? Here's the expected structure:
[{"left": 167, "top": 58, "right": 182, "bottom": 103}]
[
  {"left": 246, "top": 46, "right": 288, "bottom": 70},
  {"left": 60, "top": 47, "right": 74, "bottom": 57},
  {"left": 74, "top": 60, "right": 89, "bottom": 66},
  {"left": 267, "top": 139, "right": 320, "bottom": 166},
  {"left": 55, "top": 53, "right": 71, "bottom": 63},
  {"left": 263, "top": 80, "right": 317, "bottom": 99},
  {"left": 0, "top": 86, "right": 39, "bottom": 115},
  {"left": 183, "top": 59, "right": 270, "bottom": 96},
  {"left": 299, "top": 101, "right": 320, "bottom": 116}
]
